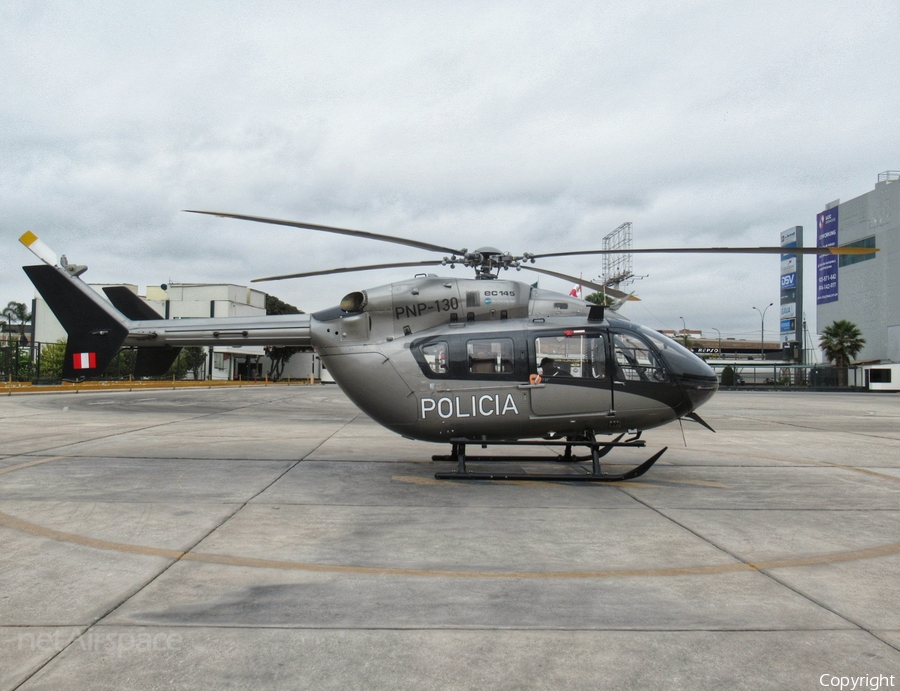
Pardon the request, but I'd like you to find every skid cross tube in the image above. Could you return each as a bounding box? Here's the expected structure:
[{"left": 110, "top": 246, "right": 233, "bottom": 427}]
[{"left": 433, "top": 436, "right": 666, "bottom": 483}]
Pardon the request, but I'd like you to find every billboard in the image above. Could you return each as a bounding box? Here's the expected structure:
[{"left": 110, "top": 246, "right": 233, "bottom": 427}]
[
  {"left": 780, "top": 256, "right": 796, "bottom": 275},
  {"left": 817, "top": 208, "right": 838, "bottom": 304},
  {"left": 780, "top": 226, "right": 802, "bottom": 350}
]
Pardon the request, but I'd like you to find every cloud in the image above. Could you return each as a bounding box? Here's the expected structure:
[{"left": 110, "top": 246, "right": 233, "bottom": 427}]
[{"left": 2, "top": 0, "right": 899, "bottom": 342}]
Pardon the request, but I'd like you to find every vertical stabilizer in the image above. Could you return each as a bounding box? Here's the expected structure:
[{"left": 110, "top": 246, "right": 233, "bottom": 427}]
[
  {"left": 102, "top": 286, "right": 182, "bottom": 376},
  {"left": 23, "top": 265, "right": 129, "bottom": 380}
]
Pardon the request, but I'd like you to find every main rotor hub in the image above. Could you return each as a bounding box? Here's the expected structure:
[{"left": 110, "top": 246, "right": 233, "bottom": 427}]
[{"left": 442, "top": 246, "right": 525, "bottom": 279}]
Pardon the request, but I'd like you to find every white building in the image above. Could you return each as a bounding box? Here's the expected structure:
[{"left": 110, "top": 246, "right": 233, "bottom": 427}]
[
  {"left": 33, "top": 282, "right": 273, "bottom": 380},
  {"left": 816, "top": 171, "right": 900, "bottom": 363}
]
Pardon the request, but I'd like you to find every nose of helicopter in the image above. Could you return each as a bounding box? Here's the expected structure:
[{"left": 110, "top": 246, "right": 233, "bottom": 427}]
[
  {"left": 636, "top": 325, "right": 719, "bottom": 413},
  {"left": 663, "top": 348, "right": 719, "bottom": 412},
  {"left": 677, "top": 371, "right": 719, "bottom": 412}
]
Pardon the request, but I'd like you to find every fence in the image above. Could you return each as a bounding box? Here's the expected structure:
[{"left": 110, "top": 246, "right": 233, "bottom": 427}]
[
  {"left": 0, "top": 341, "right": 211, "bottom": 384},
  {"left": 709, "top": 363, "right": 866, "bottom": 389}
]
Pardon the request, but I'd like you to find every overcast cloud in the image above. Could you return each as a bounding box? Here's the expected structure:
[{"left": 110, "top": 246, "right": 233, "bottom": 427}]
[{"left": 2, "top": 1, "right": 898, "bottom": 342}]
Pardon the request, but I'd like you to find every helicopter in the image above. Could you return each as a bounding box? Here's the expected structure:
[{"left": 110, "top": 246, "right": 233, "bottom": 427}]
[{"left": 18, "top": 213, "right": 877, "bottom": 482}]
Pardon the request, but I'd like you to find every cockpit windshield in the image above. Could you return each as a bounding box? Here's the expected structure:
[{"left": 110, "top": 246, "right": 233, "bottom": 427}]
[{"left": 635, "top": 325, "right": 717, "bottom": 380}]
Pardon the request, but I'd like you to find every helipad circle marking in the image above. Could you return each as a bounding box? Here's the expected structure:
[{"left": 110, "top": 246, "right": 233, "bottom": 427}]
[{"left": 1, "top": 455, "right": 899, "bottom": 579}]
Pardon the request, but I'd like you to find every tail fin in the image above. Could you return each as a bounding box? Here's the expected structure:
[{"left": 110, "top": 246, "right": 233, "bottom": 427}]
[
  {"left": 102, "top": 287, "right": 182, "bottom": 377},
  {"left": 23, "top": 265, "right": 129, "bottom": 380},
  {"left": 103, "top": 286, "right": 164, "bottom": 320}
]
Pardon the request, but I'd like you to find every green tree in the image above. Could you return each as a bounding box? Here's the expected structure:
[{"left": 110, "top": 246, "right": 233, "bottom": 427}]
[
  {"left": 585, "top": 291, "right": 615, "bottom": 307},
  {"left": 265, "top": 295, "right": 303, "bottom": 316},
  {"left": 820, "top": 320, "right": 865, "bottom": 386},
  {"left": 38, "top": 340, "right": 67, "bottom": 380},
  {"left": 264, "top": 294, "right": 307, "bottom": 381},
  {"left": 721, "top": 365, "right": 736, "bottom": 386},
  {"left": 182, "top": 346, "right": 207, "bottom": 381}
]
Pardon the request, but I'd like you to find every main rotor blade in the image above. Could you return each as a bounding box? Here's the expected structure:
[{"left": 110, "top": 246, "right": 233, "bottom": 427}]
[
  {"left": 185, "top": 210, "right": 467, "bottom": 256},
  {"left": 252, "top": 260, "right": 446, "bottom": 283},
  {"left": 518, "top": 266, "right": 638, "bottom": 301},
  {"left": 529, "top": 246, "right": 878, "bottom": 260}
]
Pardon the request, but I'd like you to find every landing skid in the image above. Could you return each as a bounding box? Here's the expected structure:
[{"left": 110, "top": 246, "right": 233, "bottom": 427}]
[{"left": 432, "top": 434, "right": 667, "bottom": 483}]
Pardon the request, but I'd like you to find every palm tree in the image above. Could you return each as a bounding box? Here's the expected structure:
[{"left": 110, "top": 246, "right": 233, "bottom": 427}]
[
  {"left": 585, "top": 291, "right": 615, "bottom": 307},
  {"left": 2, "top": 301, "right": 32, "bottom": 343},
  {"left": 820, "top": 320, "right": 865, "bottom": 386}
]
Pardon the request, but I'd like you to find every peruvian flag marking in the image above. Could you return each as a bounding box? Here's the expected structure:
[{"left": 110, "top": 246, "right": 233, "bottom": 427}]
[{"left": 73, "top": 352, "right": 97, "bottom": 369}]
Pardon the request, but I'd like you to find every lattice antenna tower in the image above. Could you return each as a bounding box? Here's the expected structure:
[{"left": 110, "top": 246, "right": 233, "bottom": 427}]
[{"left": 602, "top": 222, "right": 635, "bottom": 289}]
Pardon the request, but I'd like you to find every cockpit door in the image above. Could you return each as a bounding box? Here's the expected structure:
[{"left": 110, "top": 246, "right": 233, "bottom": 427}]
[{"left": 609, "top": 329, "right": 684, "bottom": 414}]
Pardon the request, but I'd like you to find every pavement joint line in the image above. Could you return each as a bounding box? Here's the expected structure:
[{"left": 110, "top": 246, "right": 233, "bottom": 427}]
[
  {"left": 7, "top": 449, "right": 306, "bottom": 691},
  {"left": 798, "top": 462, "right": 900, "bottom": 483},
  {"left": 621, "top": 496, "right": 900, "bottom": 655},
  {"left": 710, "top": 413, "right": 900, "bottom": 444},
  {"left": 2, "top": 389, "right": 317, "bottom": 459},
  {"left": 295, "top": 414, "right": 363, "bottom": 464},
  {"left": 3, "top": 452, "right": 900, "bottom": 579}
]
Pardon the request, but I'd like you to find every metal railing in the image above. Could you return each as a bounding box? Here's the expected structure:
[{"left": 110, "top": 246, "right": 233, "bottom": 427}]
[
  {"left": 1, "top": 340, "right": 310, "bottom": 386},
  {"left": 710, "top": 363, "right": 865, "bottom": 389},
  {"left": 0, "top": 341, "right": 208, "bottom": 384}
]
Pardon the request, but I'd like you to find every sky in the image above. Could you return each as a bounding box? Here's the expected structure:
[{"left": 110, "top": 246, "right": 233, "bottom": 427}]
[{"left": 2, "top": 0, "right": 899, "bottom": 344}]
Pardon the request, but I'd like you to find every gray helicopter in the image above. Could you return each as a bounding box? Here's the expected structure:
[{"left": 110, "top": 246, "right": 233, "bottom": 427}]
[{"left": 19, "top": 214, "right": 876, "bottom": 482}]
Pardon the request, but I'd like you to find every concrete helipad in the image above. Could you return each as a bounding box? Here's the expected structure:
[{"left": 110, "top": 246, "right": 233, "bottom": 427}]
[{"left": 1, "top": 385, "right": 899, "bottom": 690}]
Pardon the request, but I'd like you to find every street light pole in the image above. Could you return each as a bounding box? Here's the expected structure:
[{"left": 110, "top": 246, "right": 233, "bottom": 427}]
[
  {"left": 679, "top": 316, "right": 687, "bottom": 347},
  {"left": 711, "top": 327, "right": 721, "bottom": 356},
  {"left": 752, "top": 303, "right": 774, "bottom": 360}
]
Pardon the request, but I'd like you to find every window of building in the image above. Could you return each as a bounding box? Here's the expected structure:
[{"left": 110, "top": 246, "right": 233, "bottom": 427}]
[
  {"left": 839, "top": 236, "right": 877, "bottom": 268},
  {"left": 870, "top": 368, "right": 892, "bottom": 383}
]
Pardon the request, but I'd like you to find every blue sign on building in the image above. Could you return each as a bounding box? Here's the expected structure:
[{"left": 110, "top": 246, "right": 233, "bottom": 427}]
[
  {"left": 817, "top": 208, "right": 839, "bottom": 304},
  {"left": 780, "top": 272, "right": 797, "bottom": 290}
]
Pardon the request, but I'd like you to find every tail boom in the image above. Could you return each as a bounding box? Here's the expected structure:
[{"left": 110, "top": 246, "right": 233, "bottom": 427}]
[{"left": 21, "top": 232, "right": 313, "bottom": 379}]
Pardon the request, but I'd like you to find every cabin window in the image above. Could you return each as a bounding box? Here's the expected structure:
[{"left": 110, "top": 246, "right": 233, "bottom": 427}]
[
  {"left": 612, "top": 332, "right": 669, "bottom": 383},
  {"left": 421, "top": 342, "right": 449, "bottom": 375},
  {"left": 467, "top": 338, "right": 515, "bottom": 375},
  {"left": 535, "top": 334, "right": 606, "bottom": 379}
]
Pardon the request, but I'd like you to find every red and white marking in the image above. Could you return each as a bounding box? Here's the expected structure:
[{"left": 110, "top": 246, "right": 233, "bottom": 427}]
[{"left": 73, "top": 352, "right": 97, "bottom": 369}]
